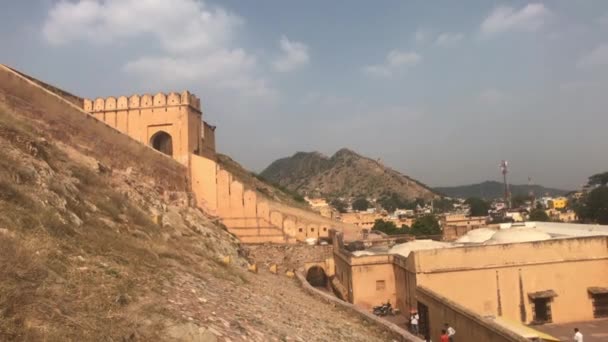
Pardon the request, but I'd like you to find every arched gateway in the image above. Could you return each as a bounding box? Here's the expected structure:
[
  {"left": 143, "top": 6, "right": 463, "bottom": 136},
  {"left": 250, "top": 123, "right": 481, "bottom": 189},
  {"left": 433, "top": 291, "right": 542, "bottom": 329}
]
[{"left": 150, "top": 131, "right": 173, "bottom": 156}]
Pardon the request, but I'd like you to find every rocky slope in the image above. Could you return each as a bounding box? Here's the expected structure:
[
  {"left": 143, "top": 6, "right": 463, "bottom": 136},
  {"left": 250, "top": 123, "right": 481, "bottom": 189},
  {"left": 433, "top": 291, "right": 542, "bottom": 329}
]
[
  {"left": 261, "top": 149, "right": 437, "bottom": 200},
  {"left": 0, "top": 83, "right": 395, "bottom": 340}
]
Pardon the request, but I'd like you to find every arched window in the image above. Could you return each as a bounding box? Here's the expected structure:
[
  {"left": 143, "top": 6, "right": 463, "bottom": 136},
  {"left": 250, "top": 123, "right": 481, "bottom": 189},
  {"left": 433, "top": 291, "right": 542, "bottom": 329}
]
[{"left": 150, "top": 131, "right": 173, "bottom": 156}]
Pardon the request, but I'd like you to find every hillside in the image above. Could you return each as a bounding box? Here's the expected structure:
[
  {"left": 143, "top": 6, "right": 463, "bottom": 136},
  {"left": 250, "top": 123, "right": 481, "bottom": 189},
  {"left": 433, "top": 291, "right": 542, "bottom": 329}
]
[
  {"left": 0, "top": 67, "right": 395, "bottom": 341},
  {"left": 261, "top": 148, "right": 437, "bottom": 200},
  {"left": 434, "top": 180, "right": 570, "bottom": 199}
]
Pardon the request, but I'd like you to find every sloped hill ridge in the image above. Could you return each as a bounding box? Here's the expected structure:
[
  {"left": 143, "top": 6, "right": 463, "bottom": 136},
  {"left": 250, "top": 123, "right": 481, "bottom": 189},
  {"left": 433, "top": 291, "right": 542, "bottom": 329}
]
[
  {"left": 434, "top": 180, "right": 569, "bottom": 199},
  {"left": 261, "top": 148, "right": 438, "bottom": 200},
  {"left": 0, "top": 66, "right": 395, "bottom": 341}
]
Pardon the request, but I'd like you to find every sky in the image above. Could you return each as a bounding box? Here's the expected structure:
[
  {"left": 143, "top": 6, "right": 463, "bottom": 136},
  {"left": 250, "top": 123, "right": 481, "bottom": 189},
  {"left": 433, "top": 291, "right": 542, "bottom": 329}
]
[{"left": 1, "top": 0, "right": 608, "bottom": 190}]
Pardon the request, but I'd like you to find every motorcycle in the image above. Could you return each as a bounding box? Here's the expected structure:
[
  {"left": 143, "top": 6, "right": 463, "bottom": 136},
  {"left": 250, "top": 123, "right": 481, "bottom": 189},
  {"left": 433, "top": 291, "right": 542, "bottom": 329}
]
[{"left": 372, "top": 301, "right": 394, "bottom": 316}]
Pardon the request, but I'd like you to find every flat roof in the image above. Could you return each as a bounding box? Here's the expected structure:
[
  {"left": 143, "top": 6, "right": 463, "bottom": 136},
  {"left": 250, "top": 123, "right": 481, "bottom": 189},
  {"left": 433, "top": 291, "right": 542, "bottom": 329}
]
[{"left": 534, "top": 318, "right": 608, "bottom": 342}]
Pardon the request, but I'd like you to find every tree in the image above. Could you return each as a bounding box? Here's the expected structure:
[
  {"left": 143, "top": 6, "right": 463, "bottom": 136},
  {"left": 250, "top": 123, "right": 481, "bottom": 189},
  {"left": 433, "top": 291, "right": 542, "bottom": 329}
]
[
  {"left": 529, "top": 208, "right": 549, "bottom": 222},
  {"left": 371, "top": 219, "right": 401, "bottom": 235},
  {"left": 410, "top": 215, "right": 441, "bottom": 236},
  {"left": 577, "top": 186, "right": 608, "bottom": 224},
  {"left": 330, "top": 198, "right": 348, "bottom": 213},
  {"left": 433, "top": 197, "right": 456, "bottom": 213},
  {"left": 465, "top": 197, "right": 490, "bottom": 216},
  {"left": 511, "top": 195, "right": 532, "bottom": 208},
  {"left": 588, "top": 171, "right": 608, "bottom": 187},
  {"left": 352, "top": 198, "right": 370, "bottom": 211}
]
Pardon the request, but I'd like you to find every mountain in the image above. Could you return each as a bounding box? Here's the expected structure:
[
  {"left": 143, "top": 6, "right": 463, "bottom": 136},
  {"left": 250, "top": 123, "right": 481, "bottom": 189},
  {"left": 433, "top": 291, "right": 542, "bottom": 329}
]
[
  {"left": 260, "top": 148, "right": 438, "bottom": 200},
  {"left": 433, "top": 181, "right": 570, "bottom": 199}
]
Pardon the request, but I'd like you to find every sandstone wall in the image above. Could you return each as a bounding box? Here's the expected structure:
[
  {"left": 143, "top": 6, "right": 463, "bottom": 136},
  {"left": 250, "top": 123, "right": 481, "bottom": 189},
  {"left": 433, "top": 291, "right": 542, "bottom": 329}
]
[
  {"left": 189, "top": 155, "right": 362, "bottom": 244},
  {"left": 0, "top": 64, "right": 188, "bottom": 192},
  {"left": 82, "top": 93, "right": 203, "bottom": 165},
  {"left": 417, "top": 286, "right": 528, "bottom": 342}
]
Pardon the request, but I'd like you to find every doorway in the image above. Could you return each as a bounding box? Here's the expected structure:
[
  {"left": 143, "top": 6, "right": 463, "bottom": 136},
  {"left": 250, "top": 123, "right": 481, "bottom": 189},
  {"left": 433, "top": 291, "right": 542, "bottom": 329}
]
[{"left": 150, "top": 131, "right": 173, "bottom": 156}]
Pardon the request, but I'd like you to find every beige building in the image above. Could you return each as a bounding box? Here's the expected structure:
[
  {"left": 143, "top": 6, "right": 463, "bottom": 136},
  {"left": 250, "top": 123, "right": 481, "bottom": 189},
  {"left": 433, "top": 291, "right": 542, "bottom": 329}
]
[
  {"left": 440, "top": 213, "right": 488, "bottom": 240},
  {"left": 340, "top": 212, "right": 413, "bottom": 231},
  {"left": 330, "top": 222, "right": 608, "bottom": 341},
  {"left": 340, "top": 212, "right": 382, "bottom": 229}
]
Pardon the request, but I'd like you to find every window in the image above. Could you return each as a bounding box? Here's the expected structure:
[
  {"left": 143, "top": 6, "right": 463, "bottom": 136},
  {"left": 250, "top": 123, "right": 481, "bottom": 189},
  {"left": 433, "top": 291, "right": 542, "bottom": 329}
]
[
  {"left": 323, "top": 227, "right": 327, "bottom": 231},
  {"left": 590, "top": 290, "right": 608, "bottom": 318},
  {"left": 298, "top": 228, "right": 303, "bottom": 232},
  {"left": 310, "top": 227, "right": 315, "bottom": 232},
  {"left": 529, "top": 290, "right": 556, "bottom": 324},
  {"left": 376, "top": 280, "right": 386, "bottom": 291},
  {"left": 532, "top": 298, "right": 552, "bottom": 324}
]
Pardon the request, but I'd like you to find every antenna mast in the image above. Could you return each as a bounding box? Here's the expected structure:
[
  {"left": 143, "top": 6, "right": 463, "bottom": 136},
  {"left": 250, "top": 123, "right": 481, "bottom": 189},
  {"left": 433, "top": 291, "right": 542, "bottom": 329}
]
[{"left": 500, "top": 160, "right": 510, "bottom": 209}]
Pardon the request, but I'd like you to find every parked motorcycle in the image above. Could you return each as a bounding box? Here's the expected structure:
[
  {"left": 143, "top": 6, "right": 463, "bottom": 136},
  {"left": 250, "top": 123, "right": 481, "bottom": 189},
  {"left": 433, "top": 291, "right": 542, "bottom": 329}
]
[{"left": 372, "top": 301, "right": 394, "bottom": 316}]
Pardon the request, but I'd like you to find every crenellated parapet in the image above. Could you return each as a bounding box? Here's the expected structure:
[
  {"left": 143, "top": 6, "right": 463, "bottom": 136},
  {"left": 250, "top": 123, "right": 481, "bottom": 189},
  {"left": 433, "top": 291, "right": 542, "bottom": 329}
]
[{"left": 83, "top": 91, "right": 201, "bottom": 113}]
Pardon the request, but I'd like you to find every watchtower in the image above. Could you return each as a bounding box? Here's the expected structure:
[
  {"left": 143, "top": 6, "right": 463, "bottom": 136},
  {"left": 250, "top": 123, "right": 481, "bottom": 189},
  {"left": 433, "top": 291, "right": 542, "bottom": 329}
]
[{"left": 83, "top": 91, "right": 215, "bottom": 164}]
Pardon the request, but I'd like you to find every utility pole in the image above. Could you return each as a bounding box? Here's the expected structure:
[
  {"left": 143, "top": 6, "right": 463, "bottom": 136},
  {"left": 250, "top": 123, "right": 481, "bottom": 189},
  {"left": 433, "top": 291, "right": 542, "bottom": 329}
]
[{"left": 500, "top": 160, "right": 510, "bottom": 209}]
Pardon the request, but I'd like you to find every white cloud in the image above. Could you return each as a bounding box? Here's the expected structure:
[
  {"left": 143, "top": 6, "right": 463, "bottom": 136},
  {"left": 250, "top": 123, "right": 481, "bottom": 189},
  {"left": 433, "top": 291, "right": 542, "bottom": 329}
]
[
  {"left": 42, "top": 0, "right": 275, "bottom": 100},
  {"left": 480, "top": 3, "right": 550, "bottom": 36},
  {"left": 363, "top": 50, "right": 421, "bottom": 77},
  {"left": 435, "top": 32, "right": 464, "bottom": 46},
  {"left": 273, "top": 36, "right": 310, "bottom": 72},
  {"left": 577, "top": 44, "right": 608, "bottom": 69}
]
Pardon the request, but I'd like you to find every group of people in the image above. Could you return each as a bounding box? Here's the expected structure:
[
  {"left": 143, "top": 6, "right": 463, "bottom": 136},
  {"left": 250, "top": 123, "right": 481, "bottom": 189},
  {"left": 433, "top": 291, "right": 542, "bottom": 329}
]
[{"left": 408, "top": 309, "right": 454, "bottom": 342}]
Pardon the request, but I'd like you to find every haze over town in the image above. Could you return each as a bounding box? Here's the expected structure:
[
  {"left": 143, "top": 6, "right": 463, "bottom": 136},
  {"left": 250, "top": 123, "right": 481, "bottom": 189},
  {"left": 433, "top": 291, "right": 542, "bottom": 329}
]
[{"left": 2, "top": 0, "right": 608, "bottom": 188}]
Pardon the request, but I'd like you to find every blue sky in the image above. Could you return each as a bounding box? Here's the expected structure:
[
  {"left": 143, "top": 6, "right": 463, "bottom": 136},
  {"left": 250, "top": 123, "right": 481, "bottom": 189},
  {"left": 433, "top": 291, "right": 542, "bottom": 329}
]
[{"left": 2, "top": 1, "right": 608, "bottom": 189}]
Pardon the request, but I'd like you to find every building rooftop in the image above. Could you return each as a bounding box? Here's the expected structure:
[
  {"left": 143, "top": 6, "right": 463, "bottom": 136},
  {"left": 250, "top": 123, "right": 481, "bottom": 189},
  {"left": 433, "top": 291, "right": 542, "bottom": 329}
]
[
  {"left": 350, "top": 222, "right": 608, "bottom": 257},
  {"left": 534, "top": 318, "right": 608, "bottom": 342}
]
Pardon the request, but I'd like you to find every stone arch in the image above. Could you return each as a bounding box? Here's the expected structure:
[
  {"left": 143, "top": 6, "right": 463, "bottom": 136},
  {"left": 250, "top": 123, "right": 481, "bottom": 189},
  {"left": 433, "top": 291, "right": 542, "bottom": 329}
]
[
  {"left": 306, "top": 266, "right": 327, "bottom": 287},
  {"left": 150, "top": 131, "right": 173, "bottom": 156}
]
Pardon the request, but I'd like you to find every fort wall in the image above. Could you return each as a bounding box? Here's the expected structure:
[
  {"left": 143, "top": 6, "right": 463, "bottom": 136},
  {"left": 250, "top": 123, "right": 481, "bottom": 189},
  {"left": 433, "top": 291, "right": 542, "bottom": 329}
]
[
  {"left": 190, "top": 155, "right": 362, "bottom": 244},
  {"left": 82, "top": 93, "right": 205, "bottom": 165},
  {"left": 0, "top": 64, "right": 189, "bottom": 193},
  {"left": 2, "top": 64, "right": 361, "bottom": 245}
]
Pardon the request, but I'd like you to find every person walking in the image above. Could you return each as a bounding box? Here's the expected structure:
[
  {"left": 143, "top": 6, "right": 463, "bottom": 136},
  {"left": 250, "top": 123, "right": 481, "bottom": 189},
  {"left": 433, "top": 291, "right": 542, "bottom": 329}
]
[
  {"left": 445, "top": 323, "right": 455, "bottom": 342},
  {"left": 410, "top": 310, "right": 419, "bottom": 335},
  {"left": 439, "top": 329, "right": 449, "bottom": 342},
  {"left": 573, "top": 328, "right": 583, "bottom": 342}
]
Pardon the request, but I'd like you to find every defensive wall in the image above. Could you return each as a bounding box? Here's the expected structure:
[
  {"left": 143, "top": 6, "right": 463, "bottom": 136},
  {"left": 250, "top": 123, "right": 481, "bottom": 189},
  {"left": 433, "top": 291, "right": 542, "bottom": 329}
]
[
  {"left": 1, "top": 64, "right": 362, "bottom": 245},
  {"left": 0, "top": 64, "right": 188, "bottom": 193},
  {"left": 82, "top": 92, "right": 212, "bottom": 164},
  {"left": 190, "top": 154, "right": 361, "bottom": 243}
]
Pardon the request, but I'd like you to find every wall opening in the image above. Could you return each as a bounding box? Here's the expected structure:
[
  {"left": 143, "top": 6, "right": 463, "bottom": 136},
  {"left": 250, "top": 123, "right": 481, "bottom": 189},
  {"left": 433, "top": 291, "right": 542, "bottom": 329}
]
[
  {"left": 591, "top": 293, "right": 608, "bottom": 318},
  {"left": 150, "top": 131, "right": 173, "bottom": 156},
  {"left": 306, "top": 266, "right": 327, "bottom": 288},
  {"left": 532, "top": 298, "right": 552, "bottom": 324},
  {"left": 417, "top": 302, "right": 430, "bottom": 338}
]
